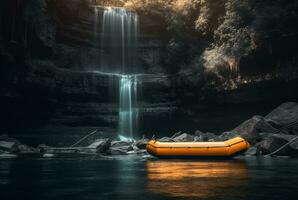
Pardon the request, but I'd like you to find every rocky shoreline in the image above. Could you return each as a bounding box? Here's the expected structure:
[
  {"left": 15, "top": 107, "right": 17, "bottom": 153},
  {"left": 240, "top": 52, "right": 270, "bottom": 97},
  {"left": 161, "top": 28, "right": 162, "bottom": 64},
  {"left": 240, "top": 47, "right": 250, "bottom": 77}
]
[{"left": 1, "top": 102, "right": 298, "bottom": 158}]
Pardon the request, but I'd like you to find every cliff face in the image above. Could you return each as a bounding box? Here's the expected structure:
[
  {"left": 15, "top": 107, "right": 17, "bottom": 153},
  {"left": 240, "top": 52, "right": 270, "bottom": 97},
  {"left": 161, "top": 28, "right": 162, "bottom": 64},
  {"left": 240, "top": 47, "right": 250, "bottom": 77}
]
[{"left": 0, "top": 0, "right": 298, "bottom": 136}]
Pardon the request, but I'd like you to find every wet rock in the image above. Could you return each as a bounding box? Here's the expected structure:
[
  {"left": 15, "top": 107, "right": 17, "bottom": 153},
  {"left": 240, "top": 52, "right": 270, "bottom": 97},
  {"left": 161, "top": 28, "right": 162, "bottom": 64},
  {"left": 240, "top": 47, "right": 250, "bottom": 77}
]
[
  {"left": 245, "top": 147, "right": 258, "bottom": 156},
  {"left": 172, "top": 133, "right": 195, "bottom": 142},
  {"left": 88, "top": 139, "right": 111, "bottom": 153},
  {"left": 259, "top": 133, "right": 298, "bottom": 149},
  {"left": 37, "top": 144, "right": 51, "bottom": 153},
  {"left": 171, "top": 131, "right": 182, "bottom": 138},
  {"left": 194, "top": 132, "right": 217, "bottom": 141},
  {"left": 111, "top": 141, "right": 132, "bottom": 147},
  {"left": 265, "top": 102, "right": 298, "bottom": 134},
  {"left": 256, "top": 135, "right": 296, "bottom": 156},
  {"left": 134, "top": 139, "right": 149, "bottom": 149},
  {"left": 108, "top": 146, "right": 133, "bottom": 155},
  {"left": 0, "top": 141, "right": 18, "bottom": 152},
  {"left": 0, "top": 152, "right": 17, "bottom": 158},
  {"left": 232, "top": 115, "right": 277, "bottom": 144},
  {"left": 17, "top": 144, "right": 39, "bottom": 154},
  {"left": 158, "top": 137, "right": 174, "bottom": 142},
  {"left": 193, "top": 130, "right": 204, "bottom": 136},
  {"left": 127, "top": 149, "right": 147, "bottom": 155},
  {"left": 217, "top": 132, "right": 238, "bottom": 141}
]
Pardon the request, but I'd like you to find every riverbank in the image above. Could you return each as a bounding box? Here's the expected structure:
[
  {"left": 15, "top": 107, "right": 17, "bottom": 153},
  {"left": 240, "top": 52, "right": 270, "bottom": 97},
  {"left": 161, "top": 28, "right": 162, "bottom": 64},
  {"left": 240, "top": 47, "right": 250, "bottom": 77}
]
[{"left": 1, "top": 102, "right": 298, "bottom": 158}]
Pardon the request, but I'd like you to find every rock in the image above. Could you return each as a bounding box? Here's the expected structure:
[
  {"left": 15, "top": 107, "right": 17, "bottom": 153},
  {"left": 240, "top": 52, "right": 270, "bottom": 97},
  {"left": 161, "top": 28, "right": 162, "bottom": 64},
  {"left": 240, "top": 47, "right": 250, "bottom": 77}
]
[
  {"left": 0, "top": 141, "right": 18, "bottom": 152},
  {"left": 256, "top": 135, "right": 296, "bottom": 156},
  {"left": 17, "top": 144, "right": 39, "bottom": 154},
  {"left": 88, "top": 139, "right": 111, "bottom": 153},
  {"left": 194, "top": 136, "right": 201, "bottom": 141},
  {"left": 134, "top": 139, "right": 149, "bottom": 149},
  {"left": 37, "top": 144, "right": 51, "bottom": 153},
  {"left": 108, "top": 147, "right": 131, "bottom": 155},
  {"left": 259, "top": 133, "right": 298, "bottom": 149},
  {"left": 193, "top": 130, "right": 204, "bottom": 136},
  {"left": 127, "top": 149, "right": 147, "bottom": 155},
  {"left": 195, "top": 132, "right": 217, "bottom": 141},
  {"left": 245, "top": 147, "right": 258, "bottom": 156},
  {"left": 217, "top": 132, "right": 238, "bottom": 141},
  {"left": 232, "top": 115, "right": 277, "bottom": 144},
  {"left": 158, "top": 137, "right": 174, "bottom": 142},
  {"left": 265, "top": 102, "right": 298, "bottom": 134},
  {"left": 172, "top": 133, "right": 195, "bottom": 142},
  {"left": 171, "top": 131, "right": 182, "bottom": 138},
  {"left": 111, "top": 141, "right": 132, "bottom": 147}
]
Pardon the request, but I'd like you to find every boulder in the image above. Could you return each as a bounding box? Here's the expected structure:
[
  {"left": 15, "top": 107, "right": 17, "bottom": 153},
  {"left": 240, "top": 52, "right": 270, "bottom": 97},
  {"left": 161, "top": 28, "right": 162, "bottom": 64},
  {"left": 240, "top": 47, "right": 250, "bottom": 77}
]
[
  {"left": 172, "top": 133, "right": 195, "bottom": 142},
  {"left": 37, "top": 144, "right": 51, "bottom": 153},
  {"left": 256, "top": 135, "right": 297, "bottom": 156},
  {"left": 0, "top": 141, "right": 18, "bottom": 152},
  {"left": 17, "top": 144, "right": 39, "bottom": 154},
  {"left": 216, "top": 132, "right": 238, "bottom": 141},
  {"left": 171, "top": 131, "right": 182, "bottom": 138},
  {"left": 195, "top": 132, "right": 217, "bottom": 141},
  {"left": 232, "top": 115, "right": 277, "bottom": 144},
  {"left": 193, "top": 130, "right": 204, "bottom": 136},
  {"left": 265, "top": 102, "right": 298, "bottom": 134},
  {"left": 88, "top": 139, "right": 111, "bottom": 153},
  {"left": 158, "top": 137, "right": 174, "bottom": 142},
  {"left": 259, "top": 133, "right": 298, "bottom": 149},
  {"left": 111, "top": 141, "right": 132, "bottom": 147},
  {"left": 134, "top": 139, "right": 149, "bottom": 149}
]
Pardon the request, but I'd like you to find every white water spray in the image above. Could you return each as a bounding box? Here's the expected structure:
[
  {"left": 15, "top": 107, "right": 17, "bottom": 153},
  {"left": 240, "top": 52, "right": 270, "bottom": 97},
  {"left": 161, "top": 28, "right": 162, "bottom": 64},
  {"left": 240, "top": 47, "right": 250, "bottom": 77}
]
[
  {"left": 93, "top": 6, "right": 139, "bottom": 139},
  {"left": 94, "top": 6, "right": 138, "bottom": 73},
  {"left": 118, "top": 75, "right": 138, "bottom": 138}
]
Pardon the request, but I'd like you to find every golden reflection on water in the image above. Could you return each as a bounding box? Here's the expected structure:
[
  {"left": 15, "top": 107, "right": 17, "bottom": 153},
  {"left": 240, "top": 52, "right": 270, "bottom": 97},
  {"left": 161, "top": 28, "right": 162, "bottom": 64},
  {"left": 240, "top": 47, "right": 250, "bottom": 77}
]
[{"left": 146, "top": 160, "right": 249, "bottom": 199}]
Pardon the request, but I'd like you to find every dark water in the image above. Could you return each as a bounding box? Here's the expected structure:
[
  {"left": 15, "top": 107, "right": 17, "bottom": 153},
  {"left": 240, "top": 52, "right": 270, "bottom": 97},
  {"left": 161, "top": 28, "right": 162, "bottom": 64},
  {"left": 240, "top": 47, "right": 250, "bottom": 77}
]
[{"left": 0, "top": 155, "right": 298, "bottom": 200}]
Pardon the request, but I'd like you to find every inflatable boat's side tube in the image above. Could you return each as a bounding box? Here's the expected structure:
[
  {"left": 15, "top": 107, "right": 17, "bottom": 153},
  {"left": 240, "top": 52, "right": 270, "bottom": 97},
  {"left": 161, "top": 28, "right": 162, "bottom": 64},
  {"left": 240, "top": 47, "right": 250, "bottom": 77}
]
[{"left": 146, "top": 137, "right": 250, "bottom": 158}]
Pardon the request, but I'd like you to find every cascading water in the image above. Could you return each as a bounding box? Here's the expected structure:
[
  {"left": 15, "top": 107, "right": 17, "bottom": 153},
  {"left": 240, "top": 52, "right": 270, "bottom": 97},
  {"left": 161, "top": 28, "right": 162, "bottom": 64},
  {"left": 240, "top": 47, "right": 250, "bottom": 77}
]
[
  {"left": 94, "top": 6, "right": 138, "bottom": 73},
  {"left": 93, "top": 6, "right": 140, "bottom": 139},
  {"left": 118, "top": 75, "right": 138, "bottom": 139}
]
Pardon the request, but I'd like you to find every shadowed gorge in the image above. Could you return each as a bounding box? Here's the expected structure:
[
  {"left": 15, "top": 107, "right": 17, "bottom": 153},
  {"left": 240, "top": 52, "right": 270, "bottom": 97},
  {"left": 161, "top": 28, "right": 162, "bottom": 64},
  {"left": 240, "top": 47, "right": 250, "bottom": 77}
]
[{"left": 0, "top": 1, "right": 298, "bottom": 199}]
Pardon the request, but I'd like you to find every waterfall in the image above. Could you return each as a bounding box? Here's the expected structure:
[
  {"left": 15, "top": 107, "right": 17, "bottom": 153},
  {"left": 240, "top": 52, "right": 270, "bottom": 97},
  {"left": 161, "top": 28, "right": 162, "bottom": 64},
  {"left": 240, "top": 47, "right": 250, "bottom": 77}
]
[
  {"left": 94, "top": 6, "right": 139, "bottom": 73},
  {"left": 93, "top": 6, "right": 139, "bottom": 139},
  {"left": 118, "top": 75, "right": 138, "bottom": 139}
]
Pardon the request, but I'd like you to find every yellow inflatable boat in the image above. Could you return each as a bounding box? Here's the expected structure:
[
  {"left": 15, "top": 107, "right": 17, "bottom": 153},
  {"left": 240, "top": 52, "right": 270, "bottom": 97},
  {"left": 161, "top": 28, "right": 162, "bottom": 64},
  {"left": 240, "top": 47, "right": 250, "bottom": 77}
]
[{"left": 146, "top": 137, "right": 250, "bottom": 158}]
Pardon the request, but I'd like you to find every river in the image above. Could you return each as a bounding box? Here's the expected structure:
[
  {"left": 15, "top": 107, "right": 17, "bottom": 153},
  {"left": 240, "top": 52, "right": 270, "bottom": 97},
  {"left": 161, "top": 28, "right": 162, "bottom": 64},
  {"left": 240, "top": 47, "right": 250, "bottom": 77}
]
[{"left": 0, "top": 155, "right": 297, "bottom": 200}]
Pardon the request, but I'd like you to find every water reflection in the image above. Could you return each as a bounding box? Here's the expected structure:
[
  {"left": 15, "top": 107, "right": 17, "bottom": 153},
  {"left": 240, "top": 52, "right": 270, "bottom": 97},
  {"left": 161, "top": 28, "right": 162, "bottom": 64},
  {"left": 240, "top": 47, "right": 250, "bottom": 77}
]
[{"left": 146, "top": 160, "right": 249, "bottom": 199}]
